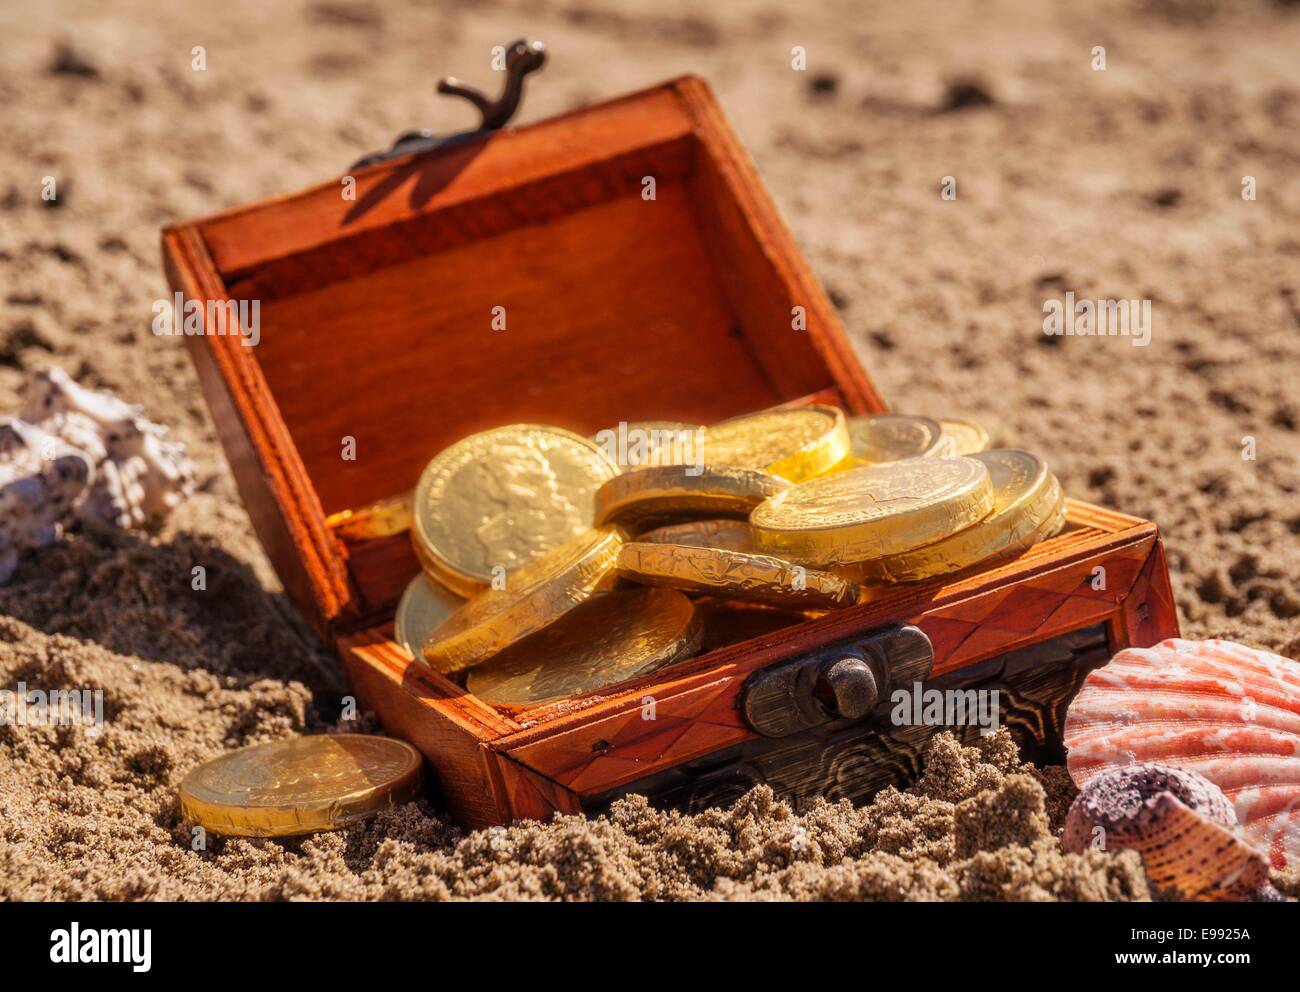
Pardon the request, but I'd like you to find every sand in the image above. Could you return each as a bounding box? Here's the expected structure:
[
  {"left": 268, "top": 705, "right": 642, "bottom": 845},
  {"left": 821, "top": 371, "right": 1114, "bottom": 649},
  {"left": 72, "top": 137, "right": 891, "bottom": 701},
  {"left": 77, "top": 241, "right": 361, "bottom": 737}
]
[{"left": 1, "top": 0, "right": 1298, "bottom": 901}]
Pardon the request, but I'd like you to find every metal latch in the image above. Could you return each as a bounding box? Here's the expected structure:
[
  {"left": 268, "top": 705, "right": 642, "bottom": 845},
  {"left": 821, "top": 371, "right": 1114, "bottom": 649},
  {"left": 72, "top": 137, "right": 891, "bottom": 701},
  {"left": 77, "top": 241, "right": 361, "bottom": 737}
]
[
  {"left": 740, "top": 624, "right": 934, "bottom": 738},
  {"left": 351, "top": 38, "right": 547, "bottom": 170}
]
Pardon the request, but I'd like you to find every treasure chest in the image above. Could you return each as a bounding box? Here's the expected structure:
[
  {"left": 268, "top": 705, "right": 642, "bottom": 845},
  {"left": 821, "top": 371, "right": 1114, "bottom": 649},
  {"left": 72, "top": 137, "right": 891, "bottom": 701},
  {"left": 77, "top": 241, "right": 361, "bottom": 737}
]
[{"left": 162, "top": 68, "right": 1179, "bottom": 829}]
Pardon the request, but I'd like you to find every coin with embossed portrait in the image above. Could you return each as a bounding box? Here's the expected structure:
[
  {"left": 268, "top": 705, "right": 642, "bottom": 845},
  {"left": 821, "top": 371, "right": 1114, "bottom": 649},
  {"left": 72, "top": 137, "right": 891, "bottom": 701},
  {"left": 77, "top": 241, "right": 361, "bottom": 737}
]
[{"left": 412, "top": 424, "right": 619, "bottom": 596}]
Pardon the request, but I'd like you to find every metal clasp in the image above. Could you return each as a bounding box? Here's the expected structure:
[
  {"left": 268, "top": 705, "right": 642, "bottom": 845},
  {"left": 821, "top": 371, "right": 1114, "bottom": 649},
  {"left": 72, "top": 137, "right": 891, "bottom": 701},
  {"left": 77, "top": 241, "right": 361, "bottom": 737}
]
[
  {"left": 740, "top": 625, "right": 934, "bottom": 738},
  {"left": 352, "top": 38, "right": 547, "bottom": 170}
]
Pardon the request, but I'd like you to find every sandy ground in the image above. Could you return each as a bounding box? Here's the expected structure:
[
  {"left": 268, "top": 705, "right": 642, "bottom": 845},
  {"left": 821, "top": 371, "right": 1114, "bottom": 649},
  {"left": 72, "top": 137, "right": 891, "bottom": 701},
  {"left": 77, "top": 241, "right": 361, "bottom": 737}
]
[{"left": 1, "top": 0, "right": 1298, "bottom": 900}]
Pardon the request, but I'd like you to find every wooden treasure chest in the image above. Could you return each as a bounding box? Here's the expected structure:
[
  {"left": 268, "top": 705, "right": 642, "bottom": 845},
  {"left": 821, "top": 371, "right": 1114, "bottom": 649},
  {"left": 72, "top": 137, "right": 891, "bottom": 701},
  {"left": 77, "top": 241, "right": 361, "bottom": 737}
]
[{"left": 162, "top": 70, "right": 1179, "bottom": 829}]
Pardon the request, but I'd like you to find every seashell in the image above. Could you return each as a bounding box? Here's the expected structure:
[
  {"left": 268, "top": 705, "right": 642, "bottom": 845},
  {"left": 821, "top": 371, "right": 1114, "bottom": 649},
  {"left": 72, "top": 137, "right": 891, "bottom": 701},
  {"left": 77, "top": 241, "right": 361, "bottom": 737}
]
[
  {"left": 0, "top": 417, "right": 95, "bottom": 582},
  {"left": 21, "top": 367, "right": 142, "bottom": 426},
  {"left": 1062, "top": 763, "right": 1279, "bottom": 901},
  {"left": 0, "top": 368, "right": 193, "bottom": 581},
  {"left": 1064, "top": 637, "right": 1300, "bottom": 872}
]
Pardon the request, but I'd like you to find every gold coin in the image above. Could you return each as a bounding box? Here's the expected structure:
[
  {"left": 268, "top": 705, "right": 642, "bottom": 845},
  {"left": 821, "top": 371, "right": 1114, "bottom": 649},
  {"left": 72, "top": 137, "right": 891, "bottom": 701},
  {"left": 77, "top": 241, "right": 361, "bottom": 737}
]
[
  {"left": 639, "top": 518, "right": 756, "bottom": 552},
  {"left": 594, "top": 464, "right": 790, "bottom": 532},
  {"left": 838, "top": 449, "right": 1064, "bottom": 583},
  {"left": 421, "top": 527, "right": 623, "bottom": 674},
  {"left": 179, "top": 735, "right": 422, "bottom": 838},
  {"left": 394, "top": 573, "right": 465, "bottom": 656},
  {"left": 412, "top": 425, "right": 619, "bottom": 597},
  {"left": 1040, "top": 488, "right": 1069, "bottom": 540},
  {"left": 465, "top": 588, "right": 702, "bottom": 707},
  {"left": 938, "top": 418, "right": 991, "bottom": 457},
  {"left": 844, "top": 414, "right": 947, "bottom": 463},
  {"left": 750, "top": 456, "right": 995, "bottom": 567},
  {"left": 589, "top": 421, "right": 706, "bottom": 471},
  {"left": 705, "top": 404, "right": 850, "bottom": 482},
  {"left": 326, "top": 493, "right": 414, "bottom": 541},
  {"left": 617, "top": 541, "right": 860, "bottom": 611}
]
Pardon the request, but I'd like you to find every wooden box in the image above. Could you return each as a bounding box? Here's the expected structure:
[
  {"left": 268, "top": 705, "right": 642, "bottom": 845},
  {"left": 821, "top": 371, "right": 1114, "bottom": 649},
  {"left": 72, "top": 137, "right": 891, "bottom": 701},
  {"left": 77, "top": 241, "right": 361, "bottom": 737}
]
[{"left": 162, "top": 76, "right": 1178, "bottom": 829}]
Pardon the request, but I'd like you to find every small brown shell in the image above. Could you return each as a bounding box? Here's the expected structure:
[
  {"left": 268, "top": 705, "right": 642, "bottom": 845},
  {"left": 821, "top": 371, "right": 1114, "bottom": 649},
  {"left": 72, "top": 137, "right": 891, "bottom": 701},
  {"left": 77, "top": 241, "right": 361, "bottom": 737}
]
[{"left": 1062, "top": 763, "right": 1277, "bottom": 901}]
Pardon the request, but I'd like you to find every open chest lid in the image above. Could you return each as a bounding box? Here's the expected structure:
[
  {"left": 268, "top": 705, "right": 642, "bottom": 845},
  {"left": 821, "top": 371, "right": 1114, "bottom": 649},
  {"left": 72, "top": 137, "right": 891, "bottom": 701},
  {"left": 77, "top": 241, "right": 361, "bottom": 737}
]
[{"left": 161, "top": 74, "right": 887, "bottom": 642}]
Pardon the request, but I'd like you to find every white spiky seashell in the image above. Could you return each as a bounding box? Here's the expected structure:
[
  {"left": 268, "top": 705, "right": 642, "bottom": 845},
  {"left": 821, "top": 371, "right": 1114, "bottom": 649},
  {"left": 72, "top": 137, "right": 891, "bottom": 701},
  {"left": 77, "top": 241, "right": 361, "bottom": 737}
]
[
  {"left": 0, "top": 417, "right": 95, "bottom": 581},
  {"left": 0, "top": 368, "right": 194, "bottom": 581}
]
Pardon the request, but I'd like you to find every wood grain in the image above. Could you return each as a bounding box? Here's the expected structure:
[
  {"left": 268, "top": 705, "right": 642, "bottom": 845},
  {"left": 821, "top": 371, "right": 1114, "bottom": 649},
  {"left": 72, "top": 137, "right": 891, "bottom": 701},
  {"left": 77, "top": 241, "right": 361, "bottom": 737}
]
[
  {"left": 162, "top": 226, "right": 353, "bottom": 641},
  {"left": 199, "top": 83, "right": 699, "bottom": 286},
  {"left": 676, "top": 76, "right": 885, "bottom": 415},
  {"left": 338, "top": 626, "right": 519, "bottom": 828},
  {"left": 254, "top": 183, "right": 787, "bottom": 516},
  {"left": 580, "top": 625, "right": 1114, "bottom": 815},
  {"left": 165, "top": 77, "right": 875, "bottom": 631},
  {"left": 498, "top": 519, "right": 1166, "bottom": 798}
]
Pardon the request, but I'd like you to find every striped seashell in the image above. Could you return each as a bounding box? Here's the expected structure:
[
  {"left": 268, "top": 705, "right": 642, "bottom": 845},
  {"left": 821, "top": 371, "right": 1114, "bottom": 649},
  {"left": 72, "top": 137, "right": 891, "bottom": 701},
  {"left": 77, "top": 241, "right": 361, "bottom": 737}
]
[
  {"left": 1062, "top": 763, "right": 1277, "bottom": 901},
  {"left": 1063, "top": 638, "right": 1300, "bottom": 871}
]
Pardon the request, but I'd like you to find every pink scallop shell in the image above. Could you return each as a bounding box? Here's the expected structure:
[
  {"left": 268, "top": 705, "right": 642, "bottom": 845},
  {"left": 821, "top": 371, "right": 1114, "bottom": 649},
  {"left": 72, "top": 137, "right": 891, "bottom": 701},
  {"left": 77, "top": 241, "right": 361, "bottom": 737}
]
[{"left": 1064, "top": 638, "right": 1300, "bottom": 870}]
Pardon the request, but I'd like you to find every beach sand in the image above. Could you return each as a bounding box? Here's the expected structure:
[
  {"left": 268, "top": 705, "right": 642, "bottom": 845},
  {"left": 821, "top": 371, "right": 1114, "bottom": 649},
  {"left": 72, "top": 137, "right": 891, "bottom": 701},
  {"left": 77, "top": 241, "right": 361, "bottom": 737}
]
[{"left": 1, "top": 0, "right": 1297, "bottom": 900}]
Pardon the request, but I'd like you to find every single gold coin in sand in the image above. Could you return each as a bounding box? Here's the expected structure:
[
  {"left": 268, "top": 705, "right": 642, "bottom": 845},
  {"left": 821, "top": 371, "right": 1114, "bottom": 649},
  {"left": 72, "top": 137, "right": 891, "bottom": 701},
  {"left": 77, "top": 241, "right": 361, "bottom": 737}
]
[
  {"left": 179, "top": 734, "right": 422, "bottom": 838},
  {"left": 639, "top": 518, "right": 757, "bottom": 553},
  {"left": 326, "top": 492, "right": 414, "bottom": 541},
  {"left": 617, "top": 541, "right": 860, "bottom": 611},
  {"left": 594, "top": 464, "right": 790, "bottom": 532},
  {"left": 412, "top": 425, "right": 619, "bottom": 597},
  {"left": 750, "top": 456, "right": 995, "bottom": 567},
  {"left": 589, "top": 420, "right": 707, "bottom": 471},
  {"left": 421, "top": 527, "right": 624, "bottom": 674},
  {"left": 466, "top": 587, "right": 703, "bottom": 707},
  {"left": 394, "top": 573, "right": 465, "bottom": 657},
  {"left": 838, "top": 449, "right": 1063, "bottom": 584},
  {"left": 705, "top": 404, "right": 850, "bottom": 482},
  {"left": 938, "top": 418, "right": 991, "bottom": 457},
  {"left": 844, "top": 414, "right": 947, "bottom": 464}
]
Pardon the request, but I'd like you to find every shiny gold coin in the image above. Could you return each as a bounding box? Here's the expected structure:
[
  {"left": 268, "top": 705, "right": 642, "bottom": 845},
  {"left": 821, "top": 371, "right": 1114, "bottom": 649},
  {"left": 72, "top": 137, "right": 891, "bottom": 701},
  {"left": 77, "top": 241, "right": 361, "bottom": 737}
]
[
  {"left": 412, "top": 425, "right": 619, "bottom": 597},
  {"left": 705, "top": 404, "right": 850, "bottom": 482},
  {"left": 590, "top": 420, "right": 706, "bottom": 471},
  {"left": 466, "top": 588, "right": 702, "bottom": 707},
  {"left": 750, "top": 456, "right": 995, "bottom": 567},
  {"left": 938, "top": 418, "right": 991, "bottom": 457},
  {"left": 1039, "top": 488, "right": 1069, "bottom": 540},
  {"left": 617, "top": 541, "right": 860, "bottom": 611},
  {"left": 394, "top": 573, "right": 465, "bottom": 657},
  {"left": 421, "top": 527, "right": 623, "bottom": 674},
  {"left": 639, "top": 518, "right": 757, "bottom": 553},
  {"left": 844, "top": 414, "right": 947, "bottom": 463},
  {"left": 179, "top": 734, "right": 422, "bottom": 838},
  {"left": 594, "top": 464, "right": 790, "bottom": 532},
  {"left": 837, "top": 449, "right": 1063, "bottom": 584},
  {"left": 326, "top": 492, "right": 414, "bottom": 541}
]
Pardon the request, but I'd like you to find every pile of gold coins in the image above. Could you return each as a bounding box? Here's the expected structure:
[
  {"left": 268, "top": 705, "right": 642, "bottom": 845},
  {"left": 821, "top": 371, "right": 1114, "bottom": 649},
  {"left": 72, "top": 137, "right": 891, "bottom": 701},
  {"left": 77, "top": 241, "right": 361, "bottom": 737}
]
[{"left": 394, "top": 407, "right": 1067, "bottom": 709}]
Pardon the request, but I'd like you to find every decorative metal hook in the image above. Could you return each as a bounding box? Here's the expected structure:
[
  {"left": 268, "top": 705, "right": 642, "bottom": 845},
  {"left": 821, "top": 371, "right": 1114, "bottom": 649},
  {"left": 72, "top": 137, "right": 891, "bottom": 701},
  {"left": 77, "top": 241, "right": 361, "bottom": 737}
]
[{"left": 351, "top": 38, "right": 547, "bottom": 170}]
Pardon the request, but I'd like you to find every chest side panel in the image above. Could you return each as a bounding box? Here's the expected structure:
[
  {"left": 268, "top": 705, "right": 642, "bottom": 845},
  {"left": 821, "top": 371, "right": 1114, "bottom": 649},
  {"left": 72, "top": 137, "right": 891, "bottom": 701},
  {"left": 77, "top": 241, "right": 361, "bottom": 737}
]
[
  {"left": 496, "top": 528, "right": 1169, "bottom": 801},
  {"left": 580, "top": 622, "right": 1113, "bottom": 816}
]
